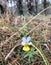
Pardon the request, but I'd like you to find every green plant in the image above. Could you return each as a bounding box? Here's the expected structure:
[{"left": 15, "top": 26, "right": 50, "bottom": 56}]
[{"left": 23, "top": 48, "right": 38, "bottom": 63}]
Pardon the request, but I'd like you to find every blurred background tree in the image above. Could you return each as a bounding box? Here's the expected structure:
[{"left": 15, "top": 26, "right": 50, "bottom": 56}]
[{"left": 0, "top": 0, "right": 51, "bottom": 15}]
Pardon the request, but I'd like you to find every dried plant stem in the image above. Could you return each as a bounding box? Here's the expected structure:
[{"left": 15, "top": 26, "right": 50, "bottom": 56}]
[
  {"left": 5, "top": 43, "right": 50, "bottom": 65},
  {"left": 5, "top": 44, "right": 21, "bottom": 60},
  {"left": 3, "top": 6, "right": 51, "bottom": 46},
  {"left": 32, "top": 44, "right": 50, "bottom": 65},
  {"left": 26, "top": 21, "right": 50, "bottom": 36}
]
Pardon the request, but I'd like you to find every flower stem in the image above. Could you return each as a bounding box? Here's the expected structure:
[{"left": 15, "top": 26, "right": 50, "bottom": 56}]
[{"left": 32, "top": 44, "right": 50, "bottom": 65}]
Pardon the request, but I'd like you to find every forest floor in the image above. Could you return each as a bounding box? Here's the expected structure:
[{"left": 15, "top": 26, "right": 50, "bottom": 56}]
[{"left": 0, "top": 15, "right": 51, "bottom": 65}]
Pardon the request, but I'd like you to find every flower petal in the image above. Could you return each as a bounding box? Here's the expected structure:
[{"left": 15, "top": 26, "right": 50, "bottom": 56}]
[
  {"left": 21, "top": 42, "right": 26, "bottom": 45},
  {"left": 22, "top": 37, "right": 27, "bottom": 43},
  {"left": 23, "top": 45, "right": 30, "bottom": 51},
  {"left": 26, "top": 36, "right": 31, "bottom": 42}
]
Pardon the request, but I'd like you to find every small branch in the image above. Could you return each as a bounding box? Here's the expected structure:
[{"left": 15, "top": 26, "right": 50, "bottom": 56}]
[{"left": 5, "top": 44, "right": 21, "bottom": 61}]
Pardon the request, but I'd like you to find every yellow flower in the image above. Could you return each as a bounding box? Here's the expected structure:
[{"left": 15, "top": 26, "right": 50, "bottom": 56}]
[{"left": 23, "top": 44, "right": 30, "bottom": 51}]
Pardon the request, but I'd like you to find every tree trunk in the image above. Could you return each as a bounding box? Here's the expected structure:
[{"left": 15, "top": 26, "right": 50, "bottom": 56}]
[
  {"left": 17, "top": 0, "right": 23, "bottom": 15},
  {"left": 27, "top": 0, "right": 34, "bottom": 15},
  {"left": 43, "top": 0, "right": 47, "bottom": 15},
  {"left": 0, "top": 0, "right": 7, "bottom": 14},
  {"left": 35, "top": 0, "right": 38, "bottom": 15}
]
